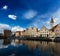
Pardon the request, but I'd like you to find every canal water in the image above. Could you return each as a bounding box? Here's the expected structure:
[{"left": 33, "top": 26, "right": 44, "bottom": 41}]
[{"left": 0, "top": 39, "right": 60, "bottom": 56}]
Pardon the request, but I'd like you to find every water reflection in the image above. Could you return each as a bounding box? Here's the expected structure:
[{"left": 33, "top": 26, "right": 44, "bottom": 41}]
[
  {"left": 3, "top": 39, "right": 11, "bottom": 45},
  {"left": 0, "top": 39, "right": 60, "bottom": 56}
]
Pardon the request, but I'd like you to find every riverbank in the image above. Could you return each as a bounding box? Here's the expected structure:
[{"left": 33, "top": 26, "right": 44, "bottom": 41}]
[
  {"left": 0, "top": 36, "right": 60, "bottom": 42},
  {"left": 26, "top": 37, "right": 52, "bottom": 41}
]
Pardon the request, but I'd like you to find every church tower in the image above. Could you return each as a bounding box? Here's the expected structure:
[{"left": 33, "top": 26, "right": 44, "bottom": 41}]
[{"left": 50, "top": 17, "right": 54, "bottom": 29}]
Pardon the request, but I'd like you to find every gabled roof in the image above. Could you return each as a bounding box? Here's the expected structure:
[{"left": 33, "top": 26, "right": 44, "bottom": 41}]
[
  {"left": 50, "top": 23, "right": 60, "bottom": 31},
  {"left": 40, "top": 26, "right": 48, "bottom": 30}
]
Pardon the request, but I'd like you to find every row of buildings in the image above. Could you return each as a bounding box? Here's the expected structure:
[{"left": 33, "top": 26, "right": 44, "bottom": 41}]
[
  {"left": 15, "top": 18, "right": 60, "bottom": 38},
  {"left": 1, "top": 17, "right": 60, "bottom": 38}
]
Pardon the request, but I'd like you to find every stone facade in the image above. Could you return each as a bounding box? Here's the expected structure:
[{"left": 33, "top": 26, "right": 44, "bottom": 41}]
[
  {"left": 14, "top": 17, "right": 60, "bottom": 38},
  {"left": 23, "top": 27, "right": 38, "bottom": 37},
  {"left": 50, "top": 23, "right": 60, "bottom": 37},
  {"left": 22, "top": 18, "right": 56, "bottom": 38},
  {"left": 23, "top": 26, "right": 55, "bottom": 38},
  {"left": 15, "top": 31, "right": 23, "bottom": 37},
  {"left": 39, "top": 26, "right": 49, "bottom": 37},
  {"left": 49, "top": 31, "right": 55, "bottom": 38}
]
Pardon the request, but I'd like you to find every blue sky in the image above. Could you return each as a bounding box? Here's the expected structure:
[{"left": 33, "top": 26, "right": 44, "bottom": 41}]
[{"left": 0, "top": 0, "right": 60, "bottom": 32}]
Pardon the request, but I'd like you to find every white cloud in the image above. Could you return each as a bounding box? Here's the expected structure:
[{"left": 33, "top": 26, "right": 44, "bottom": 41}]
[
  {"left": 2, "top": 5, "right": 8, "bottom": 10},
  {"left": 23, "top": 10, "right": 37, "bottom": 19},
  {"left": 33, "top": 19, "right": 50, "bottom": 29},
  {"left": 8, "top": 15, "right": 17, "bottom": 20},
  {"left": 42, "top": 9, "right": 60, "bottom": 29},
  {"left": 27, "top": 8, "right": 60, "bottom": 29},
  {"left": 28, "top": 13, "right": 52, "bottom": 29},
  {"left": 31, "top": 8, "right": 60, "bottom": 29},
  {"left": 28, "top": 19, "right": 44, "bottom": 29},
  {"left": 52, "top": 8, "right": 60, "bottom": 25},
  {"left": 0, "top": 23, "right": 25, "bottom": 33},
  {"left": 11, "top": 26, "right": 25, "bottom": 32},
  {"left": 0, "top": 24, "right": 11, "bottom": 33},
  {"left": 45, "top": 8, "right": 60, "bottom": 28}
]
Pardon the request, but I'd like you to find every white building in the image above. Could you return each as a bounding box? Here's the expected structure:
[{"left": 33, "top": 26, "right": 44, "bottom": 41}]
[{"left": 39, "top": 26, "right": 49, "bottom": 37}]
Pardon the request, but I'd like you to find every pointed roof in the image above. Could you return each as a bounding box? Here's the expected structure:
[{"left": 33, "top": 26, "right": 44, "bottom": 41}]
[
  {"left": 50, "top": 17, "right": 54, "bottom": 23},
  {"left": 50, "top": 23, "right": 60, "bottom": 31},
  {"left": 40, "top": 26, "right": 48, "bottom": 30}
]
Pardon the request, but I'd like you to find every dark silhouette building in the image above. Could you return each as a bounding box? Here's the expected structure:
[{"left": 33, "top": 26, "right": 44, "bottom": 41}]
[{"left": 3, "top": 30, "right": 12, "bottom": 37}]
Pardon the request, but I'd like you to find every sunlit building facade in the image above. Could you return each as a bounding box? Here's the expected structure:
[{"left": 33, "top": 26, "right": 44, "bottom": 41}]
[
  {"left": 49, "top": 17, "right": 60, "bottom": 37},
  {"left": 39, "top": 26, "right": 49, "bottom": 37},
  {"left": 14, "top": 17, "right": 60, "bottom": 38},
  {"left": 15, "top": 31, "right": 23, "bottom": 37},
  {"left": 23, "top": 27, "right": 39, "bottom": 37},
  {"left": 50, "top": 23, "right": 60, "bottom": 37}
]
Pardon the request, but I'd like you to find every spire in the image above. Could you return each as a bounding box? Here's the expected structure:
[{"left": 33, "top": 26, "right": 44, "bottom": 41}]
[
  {"left": 50, "top": 17, "right": 54, "bottom": 29},
  {"left": 50, "top": 17, "right": 54, "bottom": 23}
]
